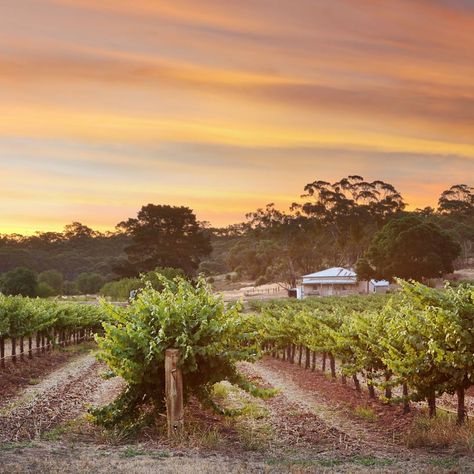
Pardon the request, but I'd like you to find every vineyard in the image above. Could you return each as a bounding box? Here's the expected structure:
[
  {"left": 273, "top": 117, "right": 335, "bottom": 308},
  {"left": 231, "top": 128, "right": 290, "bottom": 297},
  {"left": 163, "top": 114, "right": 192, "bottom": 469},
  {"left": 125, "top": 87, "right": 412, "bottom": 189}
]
[
  {"left": 253, "top": 282, "right": 474, "bottom": 425},
  {"left": 1, "top": 278, "right": 474, "bottom": 472},
  {"left": 0, "top": 295, "right": 103, "bottom": 366}
]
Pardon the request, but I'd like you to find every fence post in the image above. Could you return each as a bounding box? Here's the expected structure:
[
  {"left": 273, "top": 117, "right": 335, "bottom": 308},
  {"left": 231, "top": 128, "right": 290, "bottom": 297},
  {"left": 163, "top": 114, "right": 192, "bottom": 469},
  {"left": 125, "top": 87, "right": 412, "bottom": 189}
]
[{"left": 165, "top": 348, "right": 184, "bottom": 437}]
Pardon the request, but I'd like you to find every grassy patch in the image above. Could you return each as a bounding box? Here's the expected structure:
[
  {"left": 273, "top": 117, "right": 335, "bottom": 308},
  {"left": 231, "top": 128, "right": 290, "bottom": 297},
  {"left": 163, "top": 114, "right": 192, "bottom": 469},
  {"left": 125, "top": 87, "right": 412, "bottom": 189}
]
[
  {"left": 318, "top": 458, "right": 344, "bottom": 467},
  {"left": 427, "top": 457, "right": 460, "bottom": 469},
  {"left": 212, "top": 381, "right": 274, "bottom": 451},
  {"left": 212, "top": 381, "right": 231, "bottom": 399},
  {"left": 0, "top": 441, "right": 37, "bottom": 452},
  {"left": 406, "top": 412, "right": 474, "bottom": 453},
  {"left": 354, "top": 405, "right": 378, "bottom": 423},
  {"left": 42, "top": 425, "right": 68, "bottom": 441},
  {"left": 41, "top": 417, "right": 89, "bottom": 441},
  {"left": 352, "top": 455, "right": 393, "bottom": 467},
  {"left": 120, "top": 446, "right": 170, "bottom": 459},
  {"left": 237, "top": 420, "right": 273, "bottom": 451}
]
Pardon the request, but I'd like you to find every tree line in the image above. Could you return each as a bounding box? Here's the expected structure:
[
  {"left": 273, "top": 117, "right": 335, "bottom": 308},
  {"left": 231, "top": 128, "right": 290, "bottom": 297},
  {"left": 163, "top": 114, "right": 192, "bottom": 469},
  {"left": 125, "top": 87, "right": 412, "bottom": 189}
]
[
  {"left": 0, "top": 180, "right": 473, "bottom": 296},
  {"left": 227, "top": 179, "right": 473, "bottom": 287}
]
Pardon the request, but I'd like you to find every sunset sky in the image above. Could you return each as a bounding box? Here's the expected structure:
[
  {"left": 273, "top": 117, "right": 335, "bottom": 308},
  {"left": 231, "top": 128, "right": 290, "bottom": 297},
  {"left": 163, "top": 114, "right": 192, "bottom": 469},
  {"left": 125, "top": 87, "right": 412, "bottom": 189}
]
[{"left": 1, "top": 0, "right": 473, "bottom": 234}]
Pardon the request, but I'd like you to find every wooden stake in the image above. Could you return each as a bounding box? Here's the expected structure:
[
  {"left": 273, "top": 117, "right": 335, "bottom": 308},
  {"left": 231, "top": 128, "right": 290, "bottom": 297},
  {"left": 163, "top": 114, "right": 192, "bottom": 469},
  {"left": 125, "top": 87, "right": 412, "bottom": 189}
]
[{"left": 165, "top": 348, "right": 184, "bottom": 437}]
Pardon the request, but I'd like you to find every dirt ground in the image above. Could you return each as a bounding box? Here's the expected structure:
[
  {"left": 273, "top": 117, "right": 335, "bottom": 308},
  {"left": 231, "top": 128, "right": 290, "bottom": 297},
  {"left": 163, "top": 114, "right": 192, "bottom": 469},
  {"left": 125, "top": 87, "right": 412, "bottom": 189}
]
[{"left": 0, "top": 348, "right": 473, "bottom": 473}]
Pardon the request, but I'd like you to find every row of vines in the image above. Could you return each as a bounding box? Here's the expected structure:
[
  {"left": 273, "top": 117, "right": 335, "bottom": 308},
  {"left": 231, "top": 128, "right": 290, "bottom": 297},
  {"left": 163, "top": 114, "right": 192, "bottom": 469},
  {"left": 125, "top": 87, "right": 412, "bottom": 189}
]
[
  {"left": 251, "top": 281, "right": 474, "bottom": 425},
  {"left": 2, "top": 276, "right": 473, "bottom": 432},
  {"left": 0, "top": 295, "right": 104, "bottom": 367}
]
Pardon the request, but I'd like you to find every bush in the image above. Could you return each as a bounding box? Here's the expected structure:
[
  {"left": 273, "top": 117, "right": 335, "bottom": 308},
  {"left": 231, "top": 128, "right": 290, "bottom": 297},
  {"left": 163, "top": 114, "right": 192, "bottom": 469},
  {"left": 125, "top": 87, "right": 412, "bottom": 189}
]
[
  {"left": 37, "top": 282, "right": 56, "bottom": 298},
  {"left": 0, "top": 267, "right": 38, "bottom": 297},
  {"left": 143, "top": 267, "right": 185, "bottom": 290},
  {"left": 100, "top": 278, "right": 142, "bottom": 301},
  {"left": 75, "top": 272, "right": 105, "bottom": 294},
  {"left": 63, "top": 280, "right": 78, "bottom": 295},
  {"left": 38, "top": 270, "right": 64, "bottom": 294},
  {"left": 91, "top": 275, "right": 263, "bottom": 430}
]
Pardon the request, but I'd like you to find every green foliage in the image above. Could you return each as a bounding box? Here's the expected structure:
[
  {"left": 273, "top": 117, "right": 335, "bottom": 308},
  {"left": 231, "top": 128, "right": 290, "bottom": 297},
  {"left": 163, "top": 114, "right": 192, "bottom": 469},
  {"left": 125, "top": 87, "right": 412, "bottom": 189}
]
[
  {"left": 63, "top": 280, "right": 79, "bottom": 295},
  {"left": 438, "top": 184, "right": 474, "bottom": 216},
  {"left": 116, "top": 204, "right": 212, "bottom": 277},
  {"left": 37, "top": 282, "right": 56, "bottom": 298},
  {"left": 38, "top": 270, "right": 64, "bottom": 294},
  {"left": 0, "top": 294, "right": 104, "bottom": 339},
  {"left": 254, "top": 283, "right": 474, "bottom": 423},
  {"left": 100, "top": 268, "right": 185, "bottom": 301},
  {"left": 75, "top": 272, "right": 106, "bottom": 294},
  {"left": 0, "top": 267, "right": 38, "bottom": 297},
  {"left": 380, "top": 281, "right": 474, "bottom": 401},
  {"left": 91, "top": 275, "right": 261, "bottom": 430},
  {"left": 100, "top": 278, "right": 142, "bottom": 301},
  {"left": 143, "top": 267, "right": 185, "bottom": 289},
  {"left": 0, "top": 222, "right": 130, "bottom": 280},
  {"left": 365, "top": 216, "right": 461, "bottom": 281}
]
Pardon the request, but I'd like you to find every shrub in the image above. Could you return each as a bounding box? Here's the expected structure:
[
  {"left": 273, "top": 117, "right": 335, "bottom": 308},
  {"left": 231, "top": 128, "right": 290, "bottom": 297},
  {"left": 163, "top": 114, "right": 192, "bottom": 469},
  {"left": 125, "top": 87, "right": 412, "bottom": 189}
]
[
  {"left": 0, "top": 267, "right": 38, "bottom": 297},
  {"left": 37, "top": 282, "right": 56, "bottom": 298},
  {"left": 100, "top": 278, "right": 142, "bottom": 301},
  {"left": 63, "top": 280, "right": 78, "bottom": 295},
  {"left": 38, "top": 270, "right": 64, "bottom": 294},
  {"left": 75, "top": 272, "right": 105, "bottom": 294}
]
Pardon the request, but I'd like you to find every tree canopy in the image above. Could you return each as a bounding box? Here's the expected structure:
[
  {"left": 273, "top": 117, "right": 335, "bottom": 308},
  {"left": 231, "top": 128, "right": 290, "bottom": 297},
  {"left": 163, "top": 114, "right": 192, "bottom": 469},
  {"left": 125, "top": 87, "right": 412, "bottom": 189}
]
[
  {"left": 116, "top": 204, "right": 212, "bottom": 277},
  {"left": 0, "top": 267, "right": 38, "bottom": 297},
  {"left": 363, "top": 216, "right": 461, "bottom": 281}
]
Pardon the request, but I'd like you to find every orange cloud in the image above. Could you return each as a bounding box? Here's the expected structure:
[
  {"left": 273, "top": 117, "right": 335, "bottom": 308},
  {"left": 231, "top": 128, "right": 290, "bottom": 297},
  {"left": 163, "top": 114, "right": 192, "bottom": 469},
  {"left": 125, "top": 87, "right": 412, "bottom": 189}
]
[{"left": 0, "top": 0, "right": 473, "bottom": 232}]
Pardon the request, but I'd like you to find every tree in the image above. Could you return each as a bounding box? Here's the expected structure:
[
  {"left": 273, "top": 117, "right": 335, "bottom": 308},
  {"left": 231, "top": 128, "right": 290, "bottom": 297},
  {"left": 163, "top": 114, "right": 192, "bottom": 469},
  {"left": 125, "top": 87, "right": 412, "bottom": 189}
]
[
  {"left": 116, "top": 204, "right": 212, "bottom": 277},
  {"left": 75, "top": 272, "right": 105, "bottom": 294},
  {"left": 355, "top": 257, "right": 374, "bottom": 292},
  {"left": 295, "top": 176, "right": 406, "bottom": 265},
  {"left": 228, "top": 204, "right": 327, "bottom": 288},
  {"left": 0, "top": 267, "right": 38, "bottom": 297},
  {"left": 38, "top": 270, "right": 64, "bottom": 294},
  {"left": 63, "top": 222, "right": 97, "bottom": 241},
  {"left": 37, "top": 282, "right": 56, "bottom": 298},
  {"left": 438, "top": 184, "right": 474, "bottom": 216},
  {"left": 364, "top": 216, "right": 461, "bottom": 281}
]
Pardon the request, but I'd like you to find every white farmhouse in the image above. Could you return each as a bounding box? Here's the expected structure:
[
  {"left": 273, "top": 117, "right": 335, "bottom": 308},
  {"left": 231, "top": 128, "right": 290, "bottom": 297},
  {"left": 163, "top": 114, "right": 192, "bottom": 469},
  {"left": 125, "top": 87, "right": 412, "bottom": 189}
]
[{"left": 298, "top": 267, "right": 388, "bottom": 298}]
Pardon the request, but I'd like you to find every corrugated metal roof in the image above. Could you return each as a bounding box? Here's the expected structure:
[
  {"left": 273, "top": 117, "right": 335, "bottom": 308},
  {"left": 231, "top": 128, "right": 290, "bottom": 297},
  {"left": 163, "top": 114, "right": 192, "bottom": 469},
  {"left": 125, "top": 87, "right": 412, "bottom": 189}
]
[
  {"left": 302, "top": 267, "right": 356, "bottom": 278},
  {"left": 303, "top": 279, "right": 356, "bottom": 285},
  {"left": 370, "top": 279, "right": 389, "bottom": 287}
]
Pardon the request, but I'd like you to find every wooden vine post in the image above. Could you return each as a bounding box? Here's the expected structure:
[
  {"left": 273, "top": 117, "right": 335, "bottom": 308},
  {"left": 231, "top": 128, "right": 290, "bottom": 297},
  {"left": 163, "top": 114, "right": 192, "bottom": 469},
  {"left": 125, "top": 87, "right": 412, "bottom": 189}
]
[{"left": 165, "top": 348, "right": 184, "bottom": 437}]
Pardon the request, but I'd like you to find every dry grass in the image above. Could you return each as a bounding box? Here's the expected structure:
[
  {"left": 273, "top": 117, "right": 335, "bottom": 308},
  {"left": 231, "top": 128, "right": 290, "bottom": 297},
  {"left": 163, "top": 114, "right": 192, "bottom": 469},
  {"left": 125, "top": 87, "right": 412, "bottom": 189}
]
[
  {"left": 353, "top": 405, "right": 378, "bottom": 423},
  {"left": 405, "top": 411, "right": 474, "bottom": 453}
]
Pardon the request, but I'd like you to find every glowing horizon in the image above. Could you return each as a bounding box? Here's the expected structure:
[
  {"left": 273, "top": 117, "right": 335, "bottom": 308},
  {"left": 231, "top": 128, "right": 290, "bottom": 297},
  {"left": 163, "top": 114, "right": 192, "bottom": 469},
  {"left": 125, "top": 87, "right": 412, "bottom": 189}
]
[{"left": 1, "top": 0, "right": 473, "bottom": 233}]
